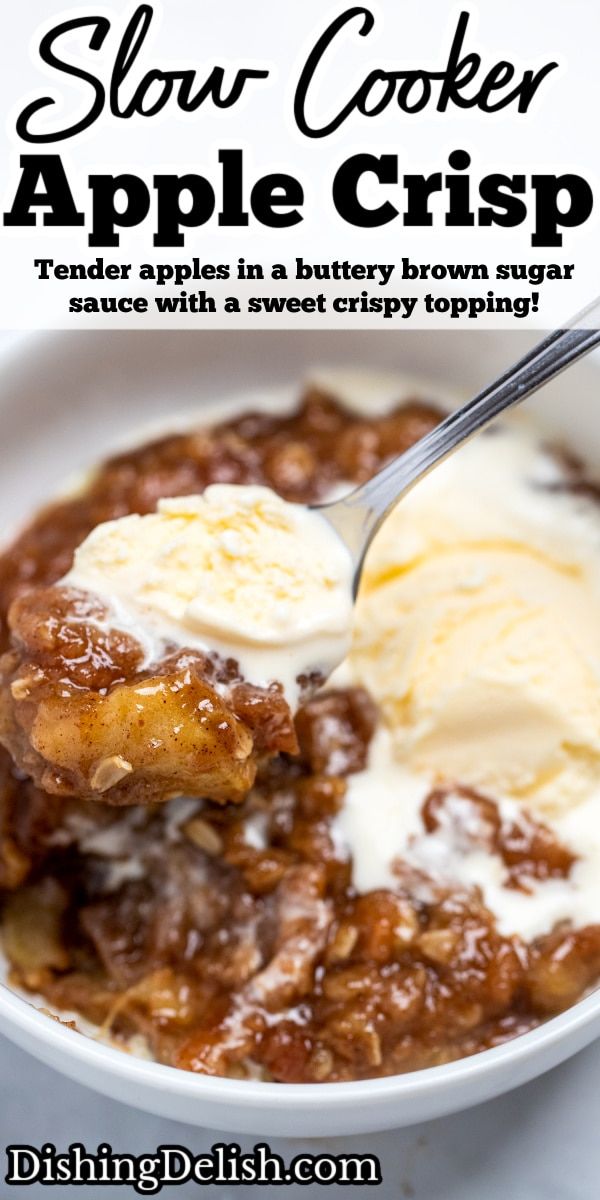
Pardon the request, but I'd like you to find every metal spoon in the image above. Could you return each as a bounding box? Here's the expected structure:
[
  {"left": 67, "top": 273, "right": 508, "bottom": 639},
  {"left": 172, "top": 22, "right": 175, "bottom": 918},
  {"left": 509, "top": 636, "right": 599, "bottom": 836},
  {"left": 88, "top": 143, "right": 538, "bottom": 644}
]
[{"left": 317, "top": 299, "right": 600, "bottom": 590}]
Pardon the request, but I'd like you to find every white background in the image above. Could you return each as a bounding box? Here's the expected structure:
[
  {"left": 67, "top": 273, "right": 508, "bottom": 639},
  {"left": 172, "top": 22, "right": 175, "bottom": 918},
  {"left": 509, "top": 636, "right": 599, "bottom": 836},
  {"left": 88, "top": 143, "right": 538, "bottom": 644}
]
[
  {"left": 2, "top": 1029, "right": 600, "bottom": 1198},
  {"left": 1, "top": 0, "right": 599, "bottom": 327}
]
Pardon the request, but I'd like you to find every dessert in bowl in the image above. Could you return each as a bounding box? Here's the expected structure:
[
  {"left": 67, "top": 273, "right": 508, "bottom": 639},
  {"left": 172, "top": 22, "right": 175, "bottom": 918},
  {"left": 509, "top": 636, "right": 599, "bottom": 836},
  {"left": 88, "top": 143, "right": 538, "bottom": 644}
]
[{"left": 1, "top": 331, "right": 600, "bottom": 1134}]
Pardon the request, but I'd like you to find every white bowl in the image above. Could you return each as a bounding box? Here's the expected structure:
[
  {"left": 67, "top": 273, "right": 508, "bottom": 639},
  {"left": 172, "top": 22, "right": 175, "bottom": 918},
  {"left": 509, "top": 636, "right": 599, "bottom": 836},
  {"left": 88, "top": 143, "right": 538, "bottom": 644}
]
[{"left": 1, "top": 328, "right": 599, "bottom": 1137}]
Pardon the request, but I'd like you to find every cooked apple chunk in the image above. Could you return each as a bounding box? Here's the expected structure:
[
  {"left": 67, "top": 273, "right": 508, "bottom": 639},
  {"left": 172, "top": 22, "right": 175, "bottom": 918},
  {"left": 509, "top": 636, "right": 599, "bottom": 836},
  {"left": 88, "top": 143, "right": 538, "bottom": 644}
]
[{"left": 0, "top": 586, "right": 297, "bottom": 805}]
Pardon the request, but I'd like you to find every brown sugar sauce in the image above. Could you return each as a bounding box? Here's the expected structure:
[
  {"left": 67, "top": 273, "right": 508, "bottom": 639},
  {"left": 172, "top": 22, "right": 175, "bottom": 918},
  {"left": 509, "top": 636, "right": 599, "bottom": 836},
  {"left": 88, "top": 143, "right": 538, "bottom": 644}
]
[{"left": 0, "top": 389, "right": 599, "bottom": 1082}]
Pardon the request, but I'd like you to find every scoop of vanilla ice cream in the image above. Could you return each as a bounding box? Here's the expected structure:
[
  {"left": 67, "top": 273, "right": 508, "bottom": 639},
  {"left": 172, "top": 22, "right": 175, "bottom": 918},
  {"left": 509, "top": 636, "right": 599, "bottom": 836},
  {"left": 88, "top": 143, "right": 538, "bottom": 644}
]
[
  {"left": 63, "top": 484, "right": 354, "bottom": 701},
  {"left": 351, "top": 423, "right": 600, "bottom": 816}
]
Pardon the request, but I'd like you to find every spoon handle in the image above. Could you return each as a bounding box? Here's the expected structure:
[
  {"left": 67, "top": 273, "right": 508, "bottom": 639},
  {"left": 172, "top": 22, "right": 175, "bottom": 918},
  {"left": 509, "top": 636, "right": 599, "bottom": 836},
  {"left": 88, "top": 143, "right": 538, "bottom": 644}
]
[{"left": 323, "top": 298, "right": 600, "bottom": 566}]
